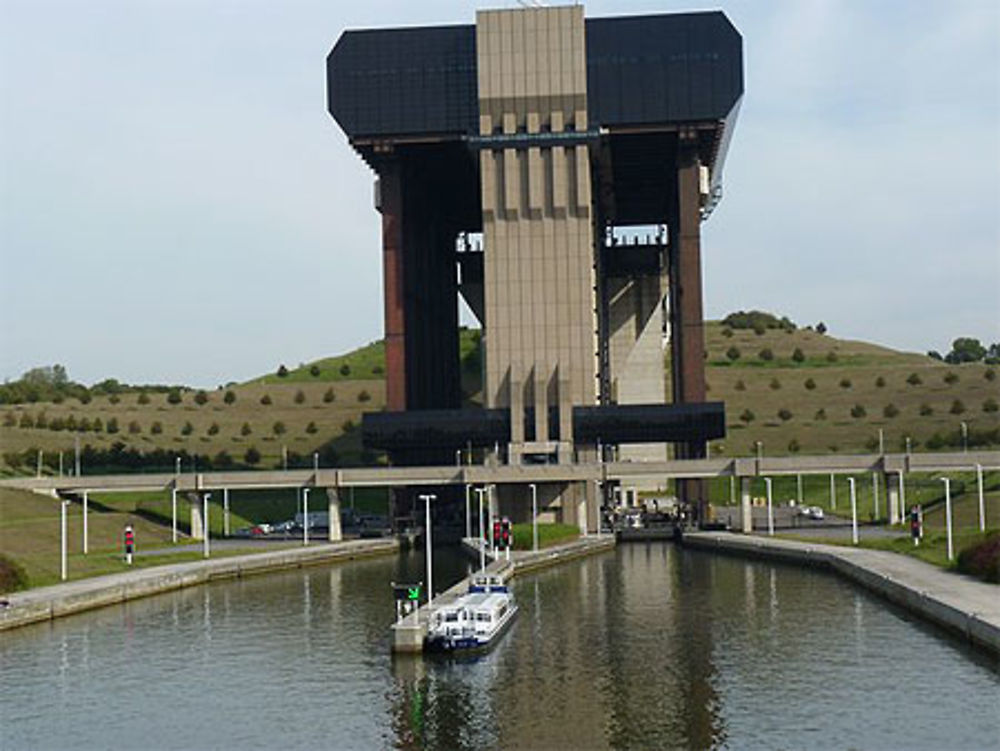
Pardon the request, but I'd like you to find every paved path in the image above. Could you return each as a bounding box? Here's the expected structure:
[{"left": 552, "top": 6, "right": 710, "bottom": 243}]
[{"left": 685, "top": 531, "right": 1000, "bottom": 658}]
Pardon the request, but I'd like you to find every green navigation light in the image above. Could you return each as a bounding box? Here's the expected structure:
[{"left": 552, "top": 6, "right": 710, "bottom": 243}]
[{"left": 407, "top": 587, "right": 421, "bottom": 601}]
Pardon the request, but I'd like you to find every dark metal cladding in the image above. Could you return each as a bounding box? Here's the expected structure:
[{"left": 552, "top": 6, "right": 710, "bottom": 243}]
[
  {"left": 327, "top": 12, "right": 742, "bottom": 139},
  {"left": 362, "top": 403, "right": 725, "bottom": 451}
]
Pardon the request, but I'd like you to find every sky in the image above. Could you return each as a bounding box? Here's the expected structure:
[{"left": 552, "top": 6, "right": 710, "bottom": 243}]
[{"left": 1, "top": 0, "right": 998, "bottom": 388}]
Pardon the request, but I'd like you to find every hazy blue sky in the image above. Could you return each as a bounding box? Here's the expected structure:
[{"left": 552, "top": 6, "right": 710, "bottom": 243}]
[{"left": 2, "top": 0, "right": 998, "bottom": 388}]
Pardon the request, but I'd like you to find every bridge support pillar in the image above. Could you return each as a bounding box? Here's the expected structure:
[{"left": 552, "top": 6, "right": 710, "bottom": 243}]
[
  {"left": 885, "top": 473, "right": 900, "bottom": 526},
  {"left": 190, "top": 495, "right": 205, "bottom": 540},
  {"left": 327, "top": 488, "right": 342, "bottom": 542},
  {"left": 740, "top": 477, "right": 752, "bottom": 534}
]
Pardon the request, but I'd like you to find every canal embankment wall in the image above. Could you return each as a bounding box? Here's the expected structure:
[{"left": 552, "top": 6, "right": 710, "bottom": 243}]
[
  {"left": 684, "top": 531, "right": 1000, "bottom": 658},
  {"left": 0, "top": 538, "right": 399, "bottom": 633},
  {"left": 393, "top": 535, "right": 616, "bottom": 652}
]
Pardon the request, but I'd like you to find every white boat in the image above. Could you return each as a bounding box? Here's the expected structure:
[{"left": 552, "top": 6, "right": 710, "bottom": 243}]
[{"left": 424, "top": 575, "right": 518, "bottom": 653}]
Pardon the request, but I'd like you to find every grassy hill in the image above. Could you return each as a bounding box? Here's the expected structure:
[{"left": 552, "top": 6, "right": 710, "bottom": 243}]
[{"left": 1, "top": 323, "right": 997, "bottom": 477}]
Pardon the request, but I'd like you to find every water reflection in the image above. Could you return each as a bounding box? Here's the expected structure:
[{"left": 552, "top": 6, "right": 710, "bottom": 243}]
[{"left": 2, "top": 545, "right": 997, "bottom": 750}]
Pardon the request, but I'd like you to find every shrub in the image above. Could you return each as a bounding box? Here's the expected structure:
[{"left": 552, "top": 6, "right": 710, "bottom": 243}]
[
  {"left": 826, "top": 351, "right": 838, "bottom": 363},
  {"left": 984, "top": 398, "right": 999, "bottom": 414},
  {"left": 138, "top": 392, "right": 150, "bottom": 405},
  {"left": 769, "top": 378, "right": 781, "bottom": 390},
  {"left": 109, "top": 394, "right": 120, "bottom": 405},
  {"left": 339, "top": 364, "right": 351, "bottom": 376},
  {"left": 323, "top": 387, "right": 336, "bottom": 403},
  {"left": 758, "top": 348, "right": 774, "bottom": 362},
  {"left": 107, "top": 417, "right": 120, "bottom": 434},
  {"left": 956, "top": 531, "right": 1000, "bottom": 584},
  {"left": 223, "top": 390, "right": 236, "bottom": 405},
  {"left": 372, "top": 365, "right": 384, "bottom": 375},
  {"left": 792, "top": 347, "right": 805, "bottom": 363},
  {"left": 79, "top": 392, "right": 92, "bottom": 405},
  {"left": 52, "top": 395, "right": 64, "bottom": 404},
  {"left": 816, "top": 322, "right": 827, "bottom": 334},
  {"left": 272, "top": 421, "right": 286, "bottom": 435},
  {"left": 944, "top": 372, "right": 959, "bottom": 385},
  {"left": 788, "top": 438, "right": 801, "bottom": 453},
  {"left": 260, "top": 394, "right": 272, "bottom": 405},
  {"left": 777, "top": 408, "right": 792, "bottom": 421},
  {"left": 814, "top": 408, "right": 826, "bottom": 420},
  {"left": 78, "top": 417, "right": 92, "bottom": 432},
  {"left": 850, "top": 404, "right": 866, "bottom": 418},
  {"left": 207, "top": 422, "right": 220, "bottom": 436},
  {"left": 151, "top": 421, "right": 163, "bottom": 435},
  {"left": 804, "top": 378, "right": 816, "bottom": 390},
  {"left": 950, "top": 399, "right": 965, "bottom": 415},
  {"left": 919, "top": 403, "right": 933, "bottom": 416},
  {"left": 734, "top": 379, "right": 746, "bottom": 391},
  {"left": 341, "top": 419, "right": 355, "bottom": 433},
  {"left": 883, "top": 403, "right": 899, "bottom": 418},
  {"left": 93, "top": 418, "right": 103, "bottom": 433},
  {"left": 309, "top": 364, "right": 321, "bottom": 377},
  {"left": 35, "top": 412, "right": 48, "bottom": 429},
  {"left": 306, "top": 421, "right": 318, "bottom": 434},
  {"left": 722, "top": 328, "right": 734, "bottom": 338},
  {"left": 875, "top": 376, "right": 885, "bottom": 388},
  {"left": 986, "top": 369, "right": 997, "bottom": 382},
  {"left": 726, "top": 346, "right": 741, "bottom": 362},
  {"left": 0, "top": 553, "right": 29, "bottom": 593},
  {"left": 753, "top": 323, "right": 765, "bottom": 336},
  {"left": 194, "top": 391, "right": 209, "bottom": 405},
  {"left": 277, "top": 364, "right": 289, "bottom": 378},
  {"left": 294, "top": 390, "right": 306, "bottom": 404},
  {"left": 739, "top": 409, "right": 755, "bottom": 424},
  {"left": 167, "top": 390, "right": 182, "bottom": 405},
  {"left": 240, "top": 422, "right": 252, "bottom": 436},
  {"left": 244, "top": 446, "right": 261, "bottom": 465},
  {"left": 180, "top": 421, "right": 193, "bottom": 436},
  {"left": 18, "top": 413, "right": 34, "bottom": 429},
  {"left": 128, "top": 420, "right": 141, "bottom": 434},
  {"left": 2, "top": 412, "right": 15, "bottom": 427},
  {"left": 358, "top": 390, "right": 372, "bottom": 403},
  {"left": 839, "top": 378, "right": 852, "bottom": 389},
  {"left": 906, "top": 372, "right": 922, "bottom": 386}
]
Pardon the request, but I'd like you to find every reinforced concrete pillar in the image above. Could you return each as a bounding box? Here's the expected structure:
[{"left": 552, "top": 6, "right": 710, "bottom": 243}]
[
  {"left": 885, "top": 473, "right": 901, "bottom": 525},
  {"left": 740, "top": 477, "right": 752, "bottom": 534},
  {"left": 327, "top": 487, "right": 342, "bottom": 542},
  {"left": 190, "top": 495, "right": 204, "bottom": 540}
]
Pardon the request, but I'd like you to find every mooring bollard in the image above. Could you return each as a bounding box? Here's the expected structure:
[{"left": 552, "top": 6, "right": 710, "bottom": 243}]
[{"left": 124, "top": 524, "right": 135, "bottom": 565}]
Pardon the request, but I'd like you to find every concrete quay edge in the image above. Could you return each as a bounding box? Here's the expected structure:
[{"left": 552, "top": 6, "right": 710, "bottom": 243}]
[
  {"left": 683, "top": 531, "right": 1000, "bottom": 659},
  {"left": 393, "top": 535, "right": 617, "bottom": 653},
  {"left": 0, "top": 538, "right": 399, "bottom": 633}
]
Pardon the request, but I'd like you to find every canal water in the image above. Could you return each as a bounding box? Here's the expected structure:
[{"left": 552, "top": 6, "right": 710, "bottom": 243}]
[{"left": 2, "top": 544, "right": 997, "bottom": 750}]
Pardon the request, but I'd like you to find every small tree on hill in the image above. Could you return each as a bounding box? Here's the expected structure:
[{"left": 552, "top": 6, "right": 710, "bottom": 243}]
[
  {"left": 309, "top": 364, "right": 321, "bottom": 377},
  {"left": 792, "top": 347, "right": 805, "bottom": 363},
  {"left": 777, "top": 408, "right": 792, "bottom": 421},
  {"left": 826, "top": 351, "right": 838, "bottom": 363},
  {"left": 93, "top": 418, "right": 103, "bottom": 432},
  {"left": 207, "top": 422, "right": 220, "bottom": 436},
  {"left": 983, "top": 398, "right": 998, "bottom": 413},
  {"left": 244, "top": 446, "right": 261, "bottom": 466},
  {"left": 138, "top": 392, "right": 150, "bottom": 405},
  {"left": 109, "top": 394, "right": 120, "bottom": 405},
  {"left": 726, "top": 346, "right": 741, "bottom": 362},
  {"left": 167, "top": 390, "right": 182, "bottom": 405},
  {"left": 277, "top": 364, "right": 289, "bottom": 378},
  {"left": 294, "top": 389, "right": 306, "bottom": 404},
  {"left": 272, "top": 421, "right": 286, "bottom": 435},
  {"left": 128, "top": 420, "right": 141, "bottom": 434},
  {"left": 839, "top": 378, "right": 852, "bottom": 389},
  {"left": 223, "top": 390, "right": 236, "bottom": 405},
  {"left": 769, "top": 377, "right": 781, "bottom": 390},
  {"left": 739, "top": 409, "right": 755, "bottom": 424},
  {"left": 19, "top": 413, "right": 34, "bottom": 428},
  {"left": 949, "top": 399, "right": 965, "bottom": 415},
  {"left": 944, "top": 372, "right": 959, "bottom": 385},
  {"left": 850, "top": 404, "right": 866, "bottom": 419},
  {"left": 816, "top": 322, "right": 827, "bottom": 334},
  {"left": 883, "top": 403, "right": 899, "bottom": 418},
  {"left": 734, "top": 379, "right": 746, "bottom": 391},
  {"left": 804, "top": 378, "right": 816, "bottom": 390},
  {"left": 906, "top": 372, "right": 922, "bottom": 386},
  {"left": 358, "top": 390, "right": 372, "bottom": 403},
  {"left": 3, "top": 412, "right": 16, "bottom": 427},
  {"left": 260, "top": 394, "right": 272, "bottom": 405},
  {"left": 323, "top": 387, "right": 336, "bottom": 403},
  {"left": 985, "top": 368, "right": 996, "bottom": 382},
  {"left": 788, "top": 438, "right": 801, "bottom": 453},
  {"left": 722, "top": 328, "right": 734, "bottom": 338},
  {"left": 372, "top": 365, "right": 384, "bottom": 375},
  {"left": 180, "top": 421, "right": 193, "bottom": 436},
  {"left": 814, "top": 408, "right": 826, "bottom": 420},
  {"left": 306, "top": 421, "right": 318, "bottom": 434},
  {"left": 758, "top": 348, "right": 774, "bottom": 362},
  {"left": 339, "top": 363, "right": 351, "bottom": 376},
  {"left": 875, "top": 376, "right": 885, "bottom": 388},
  {"left": 241, "top": 422, "right": 252, "bottom": 436},
  {"left": 107, "top": 417, "right": 120, "bottom": 434},
  {"left": 194, "top": 390, "right": 209, "bottom": 405},
  {"left": 151, "top": 421, "right": 163, "bottom": 434},
  {"left": 341, "top": 419, "right": 355, "bottom": 433},
  {"left": 919, "top": 403, "right": 933, "bottom": 416}
]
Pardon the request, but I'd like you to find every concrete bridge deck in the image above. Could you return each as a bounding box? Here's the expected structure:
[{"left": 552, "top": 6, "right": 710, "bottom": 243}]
[{"left": 3, "top": 450, "right": 998, "bottom": 495}]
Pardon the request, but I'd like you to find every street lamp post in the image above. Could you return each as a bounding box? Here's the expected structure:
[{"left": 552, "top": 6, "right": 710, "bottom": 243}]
[
  {"left": 171, "top": 486, "right": 178, "bottom": 543},
  {"left": 530, "top": 483, "right": 538, "bottom": 552},
  {"left": 61, "top": 498, "right": 68, "bottom": 581},
  {"left": 960, "top": 422, "right": 968, "bottom": 453},
  {"left": 941, "top": 477, "right": 954, "bottom": 560},
  {"left": 878, "top": 428, "right": 884, "bottom": 455},
  {"left": 82, "top": 490, "right": 89, "bottom": 555},
  {"left": 764, "top": 477, "right": 774, "bottom": 537},
  {"left": 419, "top": 494, "right": 436, "bottom": 606},
  {"left": 475, "top": 487, "right": 487, "bottom": 572},
  {"left": 465, "top": 484, "right": 471, "bottom": 541},
  {"left": 977, "top": 464, "right": 986, "bottom": 532},
  {"left": 848, "top": 477, "right": 858, "bottom": 545},
  {"left": 203, "top": 492, "right": 211, "bottom": 559},
  {"left": 303, "top": 488, "right": 310, "bottom": 546}
]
